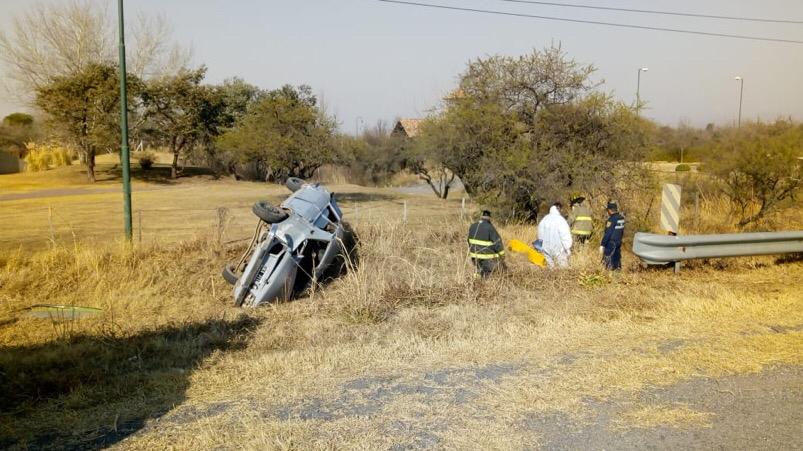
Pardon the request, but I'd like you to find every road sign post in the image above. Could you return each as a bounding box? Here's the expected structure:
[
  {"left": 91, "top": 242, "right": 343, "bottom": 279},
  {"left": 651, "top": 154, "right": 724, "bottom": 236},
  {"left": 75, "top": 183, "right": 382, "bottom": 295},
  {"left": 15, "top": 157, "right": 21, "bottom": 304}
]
[{"left": 660, "top": 184, "right": 682, "bottom": 235}]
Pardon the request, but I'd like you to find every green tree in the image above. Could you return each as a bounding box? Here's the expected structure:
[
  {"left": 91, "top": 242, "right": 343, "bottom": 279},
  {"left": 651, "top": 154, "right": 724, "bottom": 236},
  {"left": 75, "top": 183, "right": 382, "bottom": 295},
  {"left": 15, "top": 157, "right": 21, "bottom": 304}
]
[
  {"left": 194, "top": 78, "right": 266, "bottom": 176},
  {"left": 217, "top": 85, "right": 335, "bottom": 181},
  {"left": 35, "top": 63, "right": 143, "bottom": 182},
  {"left": 705, "top": 120, "right": 802, "bottom": 226},
  {"left": 0, "top": 113, "right": 38, "bottom": 153},
  {"left": 142, "top": 67, "right": 226, "bottom": 178},
  {"left": 339, "top": 121, "right": 410, "bottom": 186},
  {"left": 416, "top": 99, "right": 520, "bottom": 201},
  {"left": 218, "top": 77, "right": 265, "bottom": 123},
  {"left": 417, "top": 46, "right": 650, "bottom": 218},
  {"left": 2, "top": 113, "right": 33, "bottom": 127}
]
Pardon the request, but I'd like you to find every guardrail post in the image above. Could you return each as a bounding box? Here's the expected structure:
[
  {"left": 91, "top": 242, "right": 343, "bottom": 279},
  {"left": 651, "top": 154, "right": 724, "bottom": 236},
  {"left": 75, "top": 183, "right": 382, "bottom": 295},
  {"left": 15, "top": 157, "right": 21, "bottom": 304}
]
[{"left": 403, "top": 201, "right": 408, "bottom": 223}]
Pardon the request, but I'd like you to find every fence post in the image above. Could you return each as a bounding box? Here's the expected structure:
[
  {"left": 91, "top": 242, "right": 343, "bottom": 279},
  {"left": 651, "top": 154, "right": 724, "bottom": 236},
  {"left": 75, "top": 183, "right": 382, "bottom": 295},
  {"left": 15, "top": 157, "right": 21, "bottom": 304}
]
[
  {"left": 403, "top": 201, "right": 408, "bottom": 223},
  {"left": 461, "top": 197, "right": 466, "bottom": 220},
  {"left": 138, "top": 210, "right": 143, "bottom": 244},
  {"left": 217, "top": 207, "right": 229, "bottom": 246}
]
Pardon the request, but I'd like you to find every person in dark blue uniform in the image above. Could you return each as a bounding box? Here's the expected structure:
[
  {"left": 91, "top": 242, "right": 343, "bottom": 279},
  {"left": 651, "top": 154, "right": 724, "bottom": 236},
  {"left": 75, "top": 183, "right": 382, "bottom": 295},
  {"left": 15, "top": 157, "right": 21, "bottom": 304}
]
[
  {"left": 599, "top": 201, "right": 625, "bottom": 271},
  {"left": 468, "top": 210, "right": 505, "bottom": 278}
]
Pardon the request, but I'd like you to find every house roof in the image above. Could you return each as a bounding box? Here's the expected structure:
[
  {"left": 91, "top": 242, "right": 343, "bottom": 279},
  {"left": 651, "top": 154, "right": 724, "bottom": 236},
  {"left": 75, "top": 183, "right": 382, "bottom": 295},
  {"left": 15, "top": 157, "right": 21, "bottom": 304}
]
[{"left": 393, "top": 118, "right": 423, "bottom": 138}]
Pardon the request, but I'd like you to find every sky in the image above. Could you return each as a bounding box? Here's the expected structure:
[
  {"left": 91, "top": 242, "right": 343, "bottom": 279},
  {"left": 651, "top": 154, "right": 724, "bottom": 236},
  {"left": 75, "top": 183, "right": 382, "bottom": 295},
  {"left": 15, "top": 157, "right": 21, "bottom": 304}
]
[{"left": 1, "top": 0, "right": 802, "bottom": 133}]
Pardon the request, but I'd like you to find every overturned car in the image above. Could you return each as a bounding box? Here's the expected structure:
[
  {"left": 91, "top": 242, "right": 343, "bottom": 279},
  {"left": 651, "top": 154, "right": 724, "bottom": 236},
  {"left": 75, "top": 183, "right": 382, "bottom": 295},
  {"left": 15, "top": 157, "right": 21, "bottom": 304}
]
[{"left": 222, "top": 177, "right": 353, "bottom": 307}]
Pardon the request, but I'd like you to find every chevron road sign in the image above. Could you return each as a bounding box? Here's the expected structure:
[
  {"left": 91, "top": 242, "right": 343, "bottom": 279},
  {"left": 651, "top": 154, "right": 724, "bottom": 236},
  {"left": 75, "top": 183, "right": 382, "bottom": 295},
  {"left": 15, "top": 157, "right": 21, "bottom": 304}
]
[{"left": 660, "top": 184, "right": 682, "bottom": 234}]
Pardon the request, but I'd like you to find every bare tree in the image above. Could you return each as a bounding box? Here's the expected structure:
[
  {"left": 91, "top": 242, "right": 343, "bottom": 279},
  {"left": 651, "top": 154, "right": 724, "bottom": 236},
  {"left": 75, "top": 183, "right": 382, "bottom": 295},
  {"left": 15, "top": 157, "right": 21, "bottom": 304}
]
[
  {"left": 0, "top": 1, "right": 113, "bottom": 96},
  {"left": 0, "top": 0, "right": 190, "bottom": 103},
  {"left": 129, "top": 12, "right": 192, "bottom": 79}
]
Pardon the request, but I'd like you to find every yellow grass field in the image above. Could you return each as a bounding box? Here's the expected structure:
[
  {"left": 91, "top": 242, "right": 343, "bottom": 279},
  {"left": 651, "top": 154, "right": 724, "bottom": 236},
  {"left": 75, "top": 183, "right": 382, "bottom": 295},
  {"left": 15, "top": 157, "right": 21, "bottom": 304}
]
[{"left": 1, "top": 161, "right": 801, "bottom": 449}]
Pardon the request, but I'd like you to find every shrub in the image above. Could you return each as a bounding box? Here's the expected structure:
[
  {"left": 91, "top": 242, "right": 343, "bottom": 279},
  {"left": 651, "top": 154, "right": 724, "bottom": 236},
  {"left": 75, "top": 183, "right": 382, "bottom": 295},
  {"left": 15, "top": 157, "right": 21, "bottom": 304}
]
[
  {"left": 38, "top": 151, "right": 53, "bottom": 169},
  {"left": 23, "top": 143, "right": 73, "bottom": 171},
  {"left": 704, "top": 120, "right": 802, "bottom": 226},
  {"left": 675, "top": 164, "right": 691, "bottom": 172},
  {"left": 24, "top": 151, "right": 42, "bottom": 172},
  {"left": 62, "top": 149, "right": 73, "bottom": 166},
  {"left": 138, "top": 151, "right": 155, "bottom": 170}
]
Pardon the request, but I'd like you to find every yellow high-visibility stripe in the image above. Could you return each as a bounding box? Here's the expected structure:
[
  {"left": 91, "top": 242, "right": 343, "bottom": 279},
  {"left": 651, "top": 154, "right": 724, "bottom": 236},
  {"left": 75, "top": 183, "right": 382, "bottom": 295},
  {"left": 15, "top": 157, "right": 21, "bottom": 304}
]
[
  {"left": 468, "top": 238, "right": 495, "bottom": 246},
  {"left": 470, "top": 251, "right": 505, "bottom": 259},
  {"left": 575, "top": 216, "right": 592, "bottom": 221},
  {"left": 572, "top": 230, "right": 592, "bottom": 235}
]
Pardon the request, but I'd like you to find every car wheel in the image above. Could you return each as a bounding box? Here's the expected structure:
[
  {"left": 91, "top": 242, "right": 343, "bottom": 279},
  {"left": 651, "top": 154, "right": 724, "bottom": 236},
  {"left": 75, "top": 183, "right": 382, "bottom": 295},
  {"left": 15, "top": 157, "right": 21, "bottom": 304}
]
[
  {"left": 286, "top": 177, "right": 306, "bottom": 193},
  {"left": 252, "top": 201, "right": 289, "bottom": 223},
  {"left": 222, "top": 264, "right": 239, "bottom": 285}
]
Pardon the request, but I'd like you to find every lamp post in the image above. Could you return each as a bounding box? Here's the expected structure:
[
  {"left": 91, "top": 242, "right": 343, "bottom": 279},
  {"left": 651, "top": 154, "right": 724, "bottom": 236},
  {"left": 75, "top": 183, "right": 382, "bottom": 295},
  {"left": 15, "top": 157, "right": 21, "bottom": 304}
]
[
  {"left": 734, "top": 76, "right": 744, "bottom": 128},
  {"left": 355, "top": 116, "right": 364, "bottom": 136},
  {"left": 636, "top": 67, "right": 649, "bottom": 116},
  {"left": 117, "top": 0, "right": 132, "bottom": 241}
]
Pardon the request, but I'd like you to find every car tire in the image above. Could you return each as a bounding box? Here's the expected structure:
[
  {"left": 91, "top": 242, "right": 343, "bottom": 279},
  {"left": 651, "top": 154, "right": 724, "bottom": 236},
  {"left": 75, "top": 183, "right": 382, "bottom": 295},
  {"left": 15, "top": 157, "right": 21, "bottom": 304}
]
[
  {"left": 252, "top": 201, "right": 289, "bottom": 223},
  {"left": 286, "top": 177, "right": 306, "bottom": 193},
  {"left": 222, "top": 264, "right": 239, "bottom": 285}
]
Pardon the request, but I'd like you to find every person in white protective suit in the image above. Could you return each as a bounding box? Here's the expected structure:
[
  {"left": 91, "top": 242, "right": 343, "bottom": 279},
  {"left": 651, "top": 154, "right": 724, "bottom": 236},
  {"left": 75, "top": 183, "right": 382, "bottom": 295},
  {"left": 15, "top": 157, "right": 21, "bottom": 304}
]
[{"left": 536, "top": 202, "right": 573, "bottom": 268}]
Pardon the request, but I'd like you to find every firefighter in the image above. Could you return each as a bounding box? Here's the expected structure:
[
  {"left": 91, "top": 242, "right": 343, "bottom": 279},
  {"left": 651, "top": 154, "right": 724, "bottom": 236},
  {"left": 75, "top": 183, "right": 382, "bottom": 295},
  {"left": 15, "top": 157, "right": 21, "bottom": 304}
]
[
  {"left": 600, "top": 201, "right": 625, "bottom": 270},
  {"left": 467, "top": 210, "right": 505, "bottom": 278},
  {"left": 568, "top": 195, "right": 593, "bottom": 244}
]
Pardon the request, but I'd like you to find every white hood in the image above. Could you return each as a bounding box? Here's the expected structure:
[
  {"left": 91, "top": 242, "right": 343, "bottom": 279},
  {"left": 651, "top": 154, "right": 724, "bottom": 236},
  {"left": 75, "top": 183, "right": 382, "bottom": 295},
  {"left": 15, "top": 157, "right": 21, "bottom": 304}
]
[{"left": 537, "top": 205, "right": 573, "bottom": 257}]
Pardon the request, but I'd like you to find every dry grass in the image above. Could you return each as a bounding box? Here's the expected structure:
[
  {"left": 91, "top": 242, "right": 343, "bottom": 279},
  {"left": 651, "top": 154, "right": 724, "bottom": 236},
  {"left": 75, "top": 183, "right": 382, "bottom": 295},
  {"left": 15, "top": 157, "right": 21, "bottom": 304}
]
[
  {"left": 0, "top": 172, "right": 802, "bottom": 449},
  {"left": 614, "top": 405, "right": 713, "bottom": 430}
]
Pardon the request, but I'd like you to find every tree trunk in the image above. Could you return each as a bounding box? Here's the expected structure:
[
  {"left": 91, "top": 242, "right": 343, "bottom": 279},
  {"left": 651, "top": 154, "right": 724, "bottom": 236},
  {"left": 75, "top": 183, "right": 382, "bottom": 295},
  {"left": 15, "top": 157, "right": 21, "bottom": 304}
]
[
  {"left": 440, "top": 170, "right": 456, "bottom": 200},
  {"left": 171, "top": 150, "right": 179, "bottom": 179},
  {"left": 86, "top": 149, "right": 96, "bottom": 183}
]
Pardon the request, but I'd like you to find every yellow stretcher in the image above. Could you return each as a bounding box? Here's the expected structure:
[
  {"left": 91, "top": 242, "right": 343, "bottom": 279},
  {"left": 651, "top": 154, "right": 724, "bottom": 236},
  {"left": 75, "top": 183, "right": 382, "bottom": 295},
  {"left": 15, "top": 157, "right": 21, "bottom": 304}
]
[{"left": 507, "top": 239, "right": 546, "bottom": 267}]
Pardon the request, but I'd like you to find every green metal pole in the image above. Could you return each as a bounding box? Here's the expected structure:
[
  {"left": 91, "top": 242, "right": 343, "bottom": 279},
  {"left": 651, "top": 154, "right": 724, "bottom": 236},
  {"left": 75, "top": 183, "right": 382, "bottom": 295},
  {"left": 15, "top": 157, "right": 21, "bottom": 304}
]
[{"left": 117, "top": 0, "right": 132, "bottom": 241}]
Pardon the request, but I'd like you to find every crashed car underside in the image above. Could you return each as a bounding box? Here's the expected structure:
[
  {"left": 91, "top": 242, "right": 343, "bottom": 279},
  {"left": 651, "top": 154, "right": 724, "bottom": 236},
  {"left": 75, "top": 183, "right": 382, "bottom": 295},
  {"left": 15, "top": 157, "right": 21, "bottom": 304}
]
[{"left": 222, "top": 177, "right": 352, "bottom": 307}]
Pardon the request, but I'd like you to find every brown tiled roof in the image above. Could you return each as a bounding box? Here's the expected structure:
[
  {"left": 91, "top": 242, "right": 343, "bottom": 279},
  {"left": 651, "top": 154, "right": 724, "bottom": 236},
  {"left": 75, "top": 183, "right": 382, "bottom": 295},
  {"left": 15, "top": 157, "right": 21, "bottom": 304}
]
[{"left": 394, "top": 119, "right": 423, "bottom": 138}]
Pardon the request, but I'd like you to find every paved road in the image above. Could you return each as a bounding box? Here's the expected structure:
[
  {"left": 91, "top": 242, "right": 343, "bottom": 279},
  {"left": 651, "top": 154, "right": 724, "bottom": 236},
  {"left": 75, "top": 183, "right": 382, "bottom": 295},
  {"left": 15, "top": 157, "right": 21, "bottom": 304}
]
[{"left": 106, "top": 364, "right": 802, "bottom": 450}]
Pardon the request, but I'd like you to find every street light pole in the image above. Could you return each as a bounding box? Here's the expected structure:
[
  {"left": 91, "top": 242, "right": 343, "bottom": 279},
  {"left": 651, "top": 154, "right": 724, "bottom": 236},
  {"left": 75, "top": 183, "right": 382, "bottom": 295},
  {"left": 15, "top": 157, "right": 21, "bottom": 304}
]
[
  {"left": 117, "top": 0, "right": 132, "bottom": 241},
  {"left": 355, "top": 116, "right": 364, "bottom": 137},
  {"left": 636, "top": 67, "right": 649, "bottom": 116},
  {"left": 734, "top": 76, "right": 744, "bottom": 128}
]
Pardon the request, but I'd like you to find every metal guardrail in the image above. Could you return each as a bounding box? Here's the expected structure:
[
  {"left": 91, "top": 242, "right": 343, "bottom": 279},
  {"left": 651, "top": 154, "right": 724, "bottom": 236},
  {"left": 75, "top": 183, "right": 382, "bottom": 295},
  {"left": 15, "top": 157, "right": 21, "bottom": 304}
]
[{"left": 633, "top": 231, "right": 803, "bottom": 266}]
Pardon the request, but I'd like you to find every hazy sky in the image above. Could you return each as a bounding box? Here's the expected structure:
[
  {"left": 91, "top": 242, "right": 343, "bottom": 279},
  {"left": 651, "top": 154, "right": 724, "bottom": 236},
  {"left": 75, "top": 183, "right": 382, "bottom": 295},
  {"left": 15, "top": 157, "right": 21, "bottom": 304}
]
[{"left": 1, "top": 0, "right": 802, "bottom": 132}]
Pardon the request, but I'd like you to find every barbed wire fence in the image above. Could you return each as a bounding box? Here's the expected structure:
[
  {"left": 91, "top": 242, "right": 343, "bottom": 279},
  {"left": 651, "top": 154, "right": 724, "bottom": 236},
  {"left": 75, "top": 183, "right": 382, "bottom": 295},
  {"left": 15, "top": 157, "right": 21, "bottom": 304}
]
[{"left": 3, "top": 196, "right": 481, "bottom": 251}]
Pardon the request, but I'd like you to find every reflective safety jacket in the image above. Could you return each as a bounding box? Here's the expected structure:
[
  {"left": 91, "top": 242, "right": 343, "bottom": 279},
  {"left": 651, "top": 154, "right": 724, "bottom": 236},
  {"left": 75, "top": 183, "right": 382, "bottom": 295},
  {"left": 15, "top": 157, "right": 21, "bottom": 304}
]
[
  {"left": 601, "top": 212, "right": 626, "bottom": 248},
  {"left": 468, "top": 219, "right": 505, "bottom": 259},
  {"left": 569, "top": 203, "right": 593, "bottom": 236}
]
